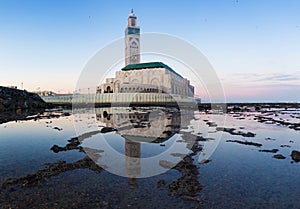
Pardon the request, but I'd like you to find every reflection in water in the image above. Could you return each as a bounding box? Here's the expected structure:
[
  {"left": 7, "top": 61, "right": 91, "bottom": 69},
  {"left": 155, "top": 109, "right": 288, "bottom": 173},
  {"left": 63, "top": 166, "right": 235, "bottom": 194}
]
[
  {"left": 1, "top": 105, "right": 300, "bottom": 208},
  {"left": 90, "top": 107, "right": 198, "bottom": 181},
  {"left": 125, "top": 139, "right": 140, "bottom": 189},
  {"left": 1, "top": 107, "right": 204, "bottom": 202},
  {"left": 97, "top": 108, "right": 185, "bottom": 142},
  {"left": 1, "top": 130, "right": 103, "bottom": 190},
  {"left": 0, "top": 108, "right": 45, "bottom": 124},
  {"left": 1, "top": 157, "right": 102, "bottom": 189},
  {"left": 95, "top": 107, "right": 195, "bottom": 188}
]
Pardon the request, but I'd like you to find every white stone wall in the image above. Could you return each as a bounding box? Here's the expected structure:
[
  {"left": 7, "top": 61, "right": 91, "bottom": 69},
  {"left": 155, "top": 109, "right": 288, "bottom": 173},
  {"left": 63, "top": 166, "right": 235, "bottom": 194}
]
[{"left": 98, "top": 67, "right": 194, "bottom": 97}]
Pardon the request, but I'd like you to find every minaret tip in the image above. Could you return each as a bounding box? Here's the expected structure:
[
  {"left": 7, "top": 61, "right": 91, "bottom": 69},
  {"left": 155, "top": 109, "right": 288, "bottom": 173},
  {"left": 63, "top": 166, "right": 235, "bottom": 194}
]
[{"left": 131, "top": 8, "right": 134, "bottom": 14}]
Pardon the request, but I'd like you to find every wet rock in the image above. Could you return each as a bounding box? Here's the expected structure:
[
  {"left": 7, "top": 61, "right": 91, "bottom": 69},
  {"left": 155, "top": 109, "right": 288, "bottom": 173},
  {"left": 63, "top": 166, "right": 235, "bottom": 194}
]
[
  {"left": 289, "top": 124, "right": 300, "bottom": 131},
  {"left": 242, "top": 132, "right": 256, "bottom": 137},
  {"left": 196, "top": 135, "right": 207, "bottom": 141},
  {"left": 53, "top": 126, "right": 63, "bottom": 131},
  {"left": 168, "top": 156, "right": 202, "bottom": 197},
  {"left": 100, "top": 127, "right": 116, "bottom": 133},
  {"left": 265, "top": 137, "right": 276, "bottom": 141},
  {"left": 157, "top": 180, "right": 166, "bottom": 188},
  {"left": 0, "top": 86, "right": 46, "bottom": 113},
  {"left": 1, "top": 157, "right": 102, "bottom": 189},
  {"left": 63, "top": 112, "right": 71, "bottom": 116},
  {"left": 216, "top": 127, "right": 256, "bottom": 137},
  {"left": 226, "top": 140, "right": 262, "bottom": 147},
  {"left": 232, "top": 106, "right": 242, "bottom": 112},
  {"left": 191, "top": 142, "right": 203, "bottom": 153},
  {"left": 259, "top": 149, "right": 278, "bottom": 153},
  {"left": 199, "top": 159, "right": 211, "bottom": 164},
  {"left": 273, "top": 154, "right": 286, "bottom": 159},
  {"left": 291, "top": 150, "right": 300, "bottom": 162},
  {"left": 50, "top": 137, "right": 82, "bottom": 153},
  {"left": 280, "top": 145, "right": 291, "bottom": 148},
  {"left": 50, "top": 145, "right": 64, "bottom": 153},
  {"left": 206, "top": 121, "right": 217, "bottom": 127},
  {"left": 162, "top": 130, "right": 172, "bottom": 136}
]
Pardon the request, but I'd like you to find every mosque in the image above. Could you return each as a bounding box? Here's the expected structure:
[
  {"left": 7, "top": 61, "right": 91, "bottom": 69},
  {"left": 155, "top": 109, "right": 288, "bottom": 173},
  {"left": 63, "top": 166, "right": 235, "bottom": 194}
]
[
  {"left": 41, "top": 10, "right": 197, "bottom": 106},
  {"left": 97, "top": 9, "right": 194, "bottom": 98}
]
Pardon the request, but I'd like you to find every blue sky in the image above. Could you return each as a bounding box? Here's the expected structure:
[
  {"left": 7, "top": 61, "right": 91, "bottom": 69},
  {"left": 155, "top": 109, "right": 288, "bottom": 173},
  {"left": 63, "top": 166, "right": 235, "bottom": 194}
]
[{"left": 0, "top": 0, "right": 299, "bottom": 102}]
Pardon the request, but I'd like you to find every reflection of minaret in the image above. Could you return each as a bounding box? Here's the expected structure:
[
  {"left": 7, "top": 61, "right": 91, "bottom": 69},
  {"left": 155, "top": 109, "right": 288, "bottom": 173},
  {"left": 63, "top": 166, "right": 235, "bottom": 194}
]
[
  {"left": 125, "top": 139, "right": 141, "bottom": 189},
  {"left": 125, "top": 9, "right": 140, "bottom": 66}
]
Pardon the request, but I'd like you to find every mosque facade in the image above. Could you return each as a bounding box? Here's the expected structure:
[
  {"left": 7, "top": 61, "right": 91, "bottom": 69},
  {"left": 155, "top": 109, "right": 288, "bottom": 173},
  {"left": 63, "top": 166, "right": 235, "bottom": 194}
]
[{"left": 97, "top": 9, "right": 194, "bottom": 98}]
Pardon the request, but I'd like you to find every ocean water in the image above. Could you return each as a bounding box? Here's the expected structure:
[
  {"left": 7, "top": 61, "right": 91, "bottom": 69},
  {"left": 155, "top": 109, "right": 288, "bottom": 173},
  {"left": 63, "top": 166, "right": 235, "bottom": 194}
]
[{"left": 0, "top": 106, "right": 299, "bottom": 208}]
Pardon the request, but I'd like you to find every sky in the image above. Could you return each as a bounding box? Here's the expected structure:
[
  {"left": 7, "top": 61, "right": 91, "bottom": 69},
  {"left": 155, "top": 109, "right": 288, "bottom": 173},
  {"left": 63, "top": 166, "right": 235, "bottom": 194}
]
[{"left": 0, "top": 0, "right": 299, "bottom": 102}]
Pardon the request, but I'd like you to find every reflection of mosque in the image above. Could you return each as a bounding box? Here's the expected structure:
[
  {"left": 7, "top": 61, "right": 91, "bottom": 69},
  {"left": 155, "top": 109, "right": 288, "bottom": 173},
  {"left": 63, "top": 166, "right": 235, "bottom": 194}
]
[
  {"left": 125, "top": 139, "right": 140, "bottom": 188},
  {"left": 96, "top": 107, "right": 195, "bottom": 188}
]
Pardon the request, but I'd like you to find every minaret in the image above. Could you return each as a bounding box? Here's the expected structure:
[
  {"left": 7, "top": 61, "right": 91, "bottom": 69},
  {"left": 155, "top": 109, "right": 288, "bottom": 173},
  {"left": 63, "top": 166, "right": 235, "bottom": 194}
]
[{"left": 125, "top": 9, "right": 140, "bottom": 66}]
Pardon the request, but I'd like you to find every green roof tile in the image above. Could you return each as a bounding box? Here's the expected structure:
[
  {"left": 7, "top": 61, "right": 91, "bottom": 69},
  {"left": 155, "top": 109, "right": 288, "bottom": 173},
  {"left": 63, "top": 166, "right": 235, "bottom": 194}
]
[{"left": 121, "top": 62, "right": 183, "bottom": 78}]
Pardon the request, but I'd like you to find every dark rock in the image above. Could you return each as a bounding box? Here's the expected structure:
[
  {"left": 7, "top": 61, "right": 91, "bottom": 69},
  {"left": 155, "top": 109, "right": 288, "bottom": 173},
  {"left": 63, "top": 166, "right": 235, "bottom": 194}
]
[
  {"left": 265, "top": 137, "right": 276, "bottom": 141},
  {"left": 226, "top": 140, "right": 262, "bottom": 147},
  {"left": 50, "top": 145, "right": 65, "bottom": 153},
  {"left": 273, "top": 154, "right": 286, "bottom": 159},
  {"left": 280, "top": 145, "right": 291, "bottom": 148},
  {"left": 216, "top": 127, "right": 256, "bottom": 137},
  {"left": 168, "top": 156, "right": 202, "bottom": 197},
  {"left": 291, "top": 150, "right": 300, "bottom": 162},
  {"left": 51, "top": 137, "right": 82, "bottom": 153},
  {"left": 63, "top": 112, "right": 71, "bottom": 116},
  {"left": 232, "top": 106, "right": 242, "bottom": 112},
  {"left": 162, "top": 130, "right": 172, "bottom": 136},
  {"left": 259, "top": 149, "right": 278, "bottom": 153},
  {"left": 206, "top": 121, "right": 217, "bottom": 127},
  {"left": 53, "top": 126, "right": 63, "bottom": 131},
  {"left": 196, "top": 135, "right": 207, "bottom": 141},
  {"left": 0, "top": 86, "right": 46, "bottom": 113},
  {"left": 157, "top": 180, "right": 166, "bottom": 188},
  {"left": 199, "top": 159, "right": 211, "bottom": 164},
  {"left": 242, "top": 132, "right": 256, "bottom": 137},
  {"left": 191, "top": 143, "right": 203, "bottom": 153},
  {"left": 100, "top": 127, "right": 116, "bottom": 133},
  {"left": 1, "top": 157, "right": 102, "bottom": 189}
]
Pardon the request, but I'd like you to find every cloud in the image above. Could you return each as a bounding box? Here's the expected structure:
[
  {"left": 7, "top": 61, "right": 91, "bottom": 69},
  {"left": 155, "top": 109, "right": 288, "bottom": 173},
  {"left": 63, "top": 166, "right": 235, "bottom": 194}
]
[
  {"left": 256, "top": 73, "right": 299, "bottom": 81},
  {"left": 222, "top": 72, "right": 300, "bottom": 83},
  {"left": 219, "top": 72, "right": 300, "bottom": 102}
]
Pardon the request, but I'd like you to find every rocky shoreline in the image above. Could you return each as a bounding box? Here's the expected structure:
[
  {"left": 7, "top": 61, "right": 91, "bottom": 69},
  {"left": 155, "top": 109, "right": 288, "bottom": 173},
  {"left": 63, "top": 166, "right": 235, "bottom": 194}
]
[{"left": 0, "top": 86, "right": 46, "bottom": 112}]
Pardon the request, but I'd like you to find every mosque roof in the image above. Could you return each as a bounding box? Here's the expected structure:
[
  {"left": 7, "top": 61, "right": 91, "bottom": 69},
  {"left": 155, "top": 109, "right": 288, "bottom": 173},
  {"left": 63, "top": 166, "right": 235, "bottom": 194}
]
[{"left": 121, "top": 62, "right": 183, "bottom": 78}]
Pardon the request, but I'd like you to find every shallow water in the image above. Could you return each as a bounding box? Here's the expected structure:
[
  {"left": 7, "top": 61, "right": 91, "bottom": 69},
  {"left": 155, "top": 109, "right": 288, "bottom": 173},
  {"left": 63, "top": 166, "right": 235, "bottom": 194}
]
[{"left": 0, "top": 107, "right": 299, "bottom": 208}]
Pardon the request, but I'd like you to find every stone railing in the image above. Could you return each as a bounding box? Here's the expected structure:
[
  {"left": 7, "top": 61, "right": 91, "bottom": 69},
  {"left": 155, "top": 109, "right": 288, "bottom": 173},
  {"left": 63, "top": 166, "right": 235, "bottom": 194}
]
[{"left": 42, "top": 93, "right": 196, "bottom": 107}]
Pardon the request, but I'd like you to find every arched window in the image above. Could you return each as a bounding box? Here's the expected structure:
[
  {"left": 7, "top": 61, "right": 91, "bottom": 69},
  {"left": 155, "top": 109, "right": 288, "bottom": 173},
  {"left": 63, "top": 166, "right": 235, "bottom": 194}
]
[{"left": 106, "top": 86, "right": 113, "bottom": 93}]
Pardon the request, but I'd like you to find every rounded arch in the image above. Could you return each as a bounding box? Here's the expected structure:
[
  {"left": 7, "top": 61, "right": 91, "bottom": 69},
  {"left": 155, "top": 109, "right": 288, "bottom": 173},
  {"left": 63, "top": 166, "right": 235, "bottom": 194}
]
[
  {"left": 150, "top": 77, "right": 160, "bottom": 86},
  {"left": 114, "top": 80, "right": 120, "bottom": 92},
  {"left": 106, "top": 86, "right": 113, "bottom": 93}
]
